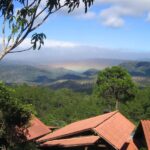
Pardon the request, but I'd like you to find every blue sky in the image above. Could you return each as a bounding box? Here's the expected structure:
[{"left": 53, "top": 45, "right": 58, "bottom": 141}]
[
  {"left": 1, "top": 0, "right": 150, "bottom": 62},
  {"left": 33, "top": 0, "right": 150, "bottom": 51}
]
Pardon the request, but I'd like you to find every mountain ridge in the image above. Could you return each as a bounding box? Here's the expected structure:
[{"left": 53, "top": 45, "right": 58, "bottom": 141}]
[{"left": 0, "top": 60, "right": 149, "bottom": 91}]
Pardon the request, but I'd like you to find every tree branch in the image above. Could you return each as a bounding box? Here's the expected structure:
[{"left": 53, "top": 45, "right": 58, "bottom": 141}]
[
  {"left": 2, "top": 16, "right": 6, "bottom": 51},
  {"left": 11, "top": 0, "right": 42, "bottom": 50},
  {"left": 8, "top": 46, "right": 33, "bottom": 53},
  {"left": 31, "top": 4, "right": 66, "bottom": 31},
  {"left": 28, "top": 0, "right": 37, "bottom": 8}
]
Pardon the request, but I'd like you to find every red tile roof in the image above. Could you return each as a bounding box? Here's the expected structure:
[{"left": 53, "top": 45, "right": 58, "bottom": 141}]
[
  {"left": 141, "top": 120, "right": 150, "bottom": 150},
  {"left": 41, "top": 136, "right": 100, "bottom": 148},
  {"left": 94, "top": 112, "right": 135, "bottom": 149},
  {"left": 25, "top": 117, "right": 51, "bottom": 141},
  {"left": 126, "top": 140, "right": 138, "bottom": 150},
  {"left": 37, "top": 111, "right": 117, "bottom": 142},
  {"left": 37, "top": 111, "right": 135, "bottom": 150}
]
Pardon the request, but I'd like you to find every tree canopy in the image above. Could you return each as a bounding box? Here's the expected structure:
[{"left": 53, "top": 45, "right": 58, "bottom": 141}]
[
  {"left": 0, "top": 0, "right": 94, "bottom": 60},
  {"left": 0, "top": 82, "right": 34, "bottom": 149},
  {"left": 95, "top": 66, "right": 137, "bottom": 110}
]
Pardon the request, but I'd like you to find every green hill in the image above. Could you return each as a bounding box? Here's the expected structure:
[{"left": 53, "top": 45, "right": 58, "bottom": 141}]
[
  {"left": 0, "top": 60, "right": 150, "bottom": 90},
  {"left": 0, "top": 62, "right": 77, "bottom": 84},
  {"left": 120, "top": 61, "right": 150, "bottom": 77},
  {"left": 120, "top": 61, "right": 150, "bottom": 86}
]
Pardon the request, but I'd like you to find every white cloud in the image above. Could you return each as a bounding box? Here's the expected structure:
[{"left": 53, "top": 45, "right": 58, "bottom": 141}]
[
  {"left": 13, "top": 0, "right": 150, "bottom": 28},
  {"left": 55, "top": 0, "right": 150, "bottom": 27},
  {"left": 99, "top": 6, "right": 135, "bottom": 27},
  {"left": 95, "top": 0, "right": 150, "bottom": 27},
  {"left": 76, "top": 11, "right": 96, "bottom": 19},
  {"left": 100, "top": 15, "right": 124, "bottom": 28},
  {"left": 18, "top": 38, "right": 78, "bottom": 49},
  {"left": 51, "top": 1, "right": 96, "bottom": 20},
  {"left": 44, "top": 39, "right": 77, "bottom": 48}
]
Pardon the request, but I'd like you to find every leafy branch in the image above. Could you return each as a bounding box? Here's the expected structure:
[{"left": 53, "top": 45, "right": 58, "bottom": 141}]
[{"left": 0, "top": 0, "right": 94, "bottom": 60}]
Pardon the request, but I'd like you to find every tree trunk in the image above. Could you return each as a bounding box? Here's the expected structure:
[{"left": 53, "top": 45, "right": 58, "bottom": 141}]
[{"left": 115, "top": 99, "right": 119, "bottom": 110}]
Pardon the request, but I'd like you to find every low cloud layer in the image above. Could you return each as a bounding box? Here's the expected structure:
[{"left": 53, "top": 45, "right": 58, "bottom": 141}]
[
  {"left": 18, "top": 38, "right": 78, "bottom": 49},
  {"left": 2, "top": 38, "right": 149, "bottom": 63}
]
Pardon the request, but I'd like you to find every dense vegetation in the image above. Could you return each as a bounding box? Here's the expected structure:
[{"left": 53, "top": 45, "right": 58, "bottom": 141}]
[
  {"left": 0, "top": 61, "right": 150, "bottom": 92},
  {"left": 11, "top": 84, "right": 150, "bottom": 126},
  {"left": 95, "top": 66, "right": 137, "bottom": 110},
  {"left": 0, "top": 83, "right": 34, "bottom": 150},
  {"left": 1, "top": 83, "right": 150, "bottom": 149},
  {"left": 0, "top": 64, "right": 150, "bottom": 149}
]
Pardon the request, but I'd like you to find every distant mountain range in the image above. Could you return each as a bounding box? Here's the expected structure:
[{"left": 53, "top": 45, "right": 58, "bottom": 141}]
[
  {"left": 38, "top": 58, "right": 126, "bottom": 71},
  {"left": 120, "top": 61, "right": 150, "bottom": 87},
  {"left": 120, "top": 61, "right": 150, "bottom": 77},
  {"left": 0, "top": 59, "right": 150, "bottom": 92},
  {"left": 0, "top": 58, "right": 125, "bottom": 83}
]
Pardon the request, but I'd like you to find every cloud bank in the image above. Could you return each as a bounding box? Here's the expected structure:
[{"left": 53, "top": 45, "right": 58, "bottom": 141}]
[{"left": 2, "top": 38, "right": 149, "bottom": 63}]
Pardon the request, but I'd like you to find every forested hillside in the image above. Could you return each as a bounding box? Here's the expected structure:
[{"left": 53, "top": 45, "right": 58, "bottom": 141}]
[
  {"left": 120, "top": 61, "right": 150, "bottom": 86},
  {"left": 1, "top": 61, "right": 150, "bottom": 93},
  {"left": 11, "top": 84, "right": 150, "bottom": 126},
  {"left": 120, "top": 61, "right": 150, "bottom": 76},
  {"left": 0, "top": 63, "right": 150, "bottom": 150}
]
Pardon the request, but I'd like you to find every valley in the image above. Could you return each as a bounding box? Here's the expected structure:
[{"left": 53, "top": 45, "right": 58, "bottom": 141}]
[{"left": 0, "top": 59, "right": 150, "bottom": 93}]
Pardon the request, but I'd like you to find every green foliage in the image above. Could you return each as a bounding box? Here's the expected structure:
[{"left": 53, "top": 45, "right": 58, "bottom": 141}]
[
  {"left": 95, "top": 66, "right": 137, "bottom": 110},
  {"left": 0, "top": 82, "right": 34, "bottom": 149},
  {"left": 120, "top": 61, "right": 150, "bottom": 77},
  {"left": 12, "top": 84, "right": 150, "bottom": 125},
  {"left": 0, "top": 73, "right": 149, "bottom": 149},
  {"left": 0, "top": 83, "right": 148, "bottom": 150},
  {"left": 12, "top": 84, "right": 103, "bottom": 126},
  {"left": 121, "top": 87, "right": 150, "bottom": 123},
  {"left": 31, "top": 33, "right": 46, "bottom": 50}
]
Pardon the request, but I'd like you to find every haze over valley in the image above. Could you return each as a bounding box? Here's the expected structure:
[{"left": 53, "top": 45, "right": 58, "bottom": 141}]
[{"left": 1, "top": 58, "right": 150, "bottom": 93}]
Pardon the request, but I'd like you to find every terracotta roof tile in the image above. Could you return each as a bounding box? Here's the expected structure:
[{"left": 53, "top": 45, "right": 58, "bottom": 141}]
[
  {"left": 141, "top": 120, "right": 150, "bottom": 150},
  {"left": 94, "top": 112, "right": 135, "bottom": 149},
  {"left": 41, "top": 136, "right": 100, "bottom": 148},
  {"left": 126, "top": 140, "right": 138, "bottom": 150},
  {"left": 37, "top": 111, "right": 117, "bottom": 142},
  {"left": 37, "top": 111, "right": 135, "bottom": 150},
  {"left": 25, "top": 117, "right": 51, "bottom": 141}
]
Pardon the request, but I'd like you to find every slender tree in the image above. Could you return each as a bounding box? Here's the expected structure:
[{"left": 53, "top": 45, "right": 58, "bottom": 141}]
[
  {"left": 95, "top": 66, "right": 137, "bottom": 110},
  {"left": 0, "top": 0, "right": 94, "bottom": 60}
]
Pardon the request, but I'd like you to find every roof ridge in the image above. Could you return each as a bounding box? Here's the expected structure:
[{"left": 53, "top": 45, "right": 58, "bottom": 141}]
[
  {"left": 94, "top": 110, "right": 118, "bottom": 129},
  {"left": 37, "top": 111, "right": 119, "bottom": 143},
  {"left": 92, "top": 111, "right": 122, "bottom": 150}
]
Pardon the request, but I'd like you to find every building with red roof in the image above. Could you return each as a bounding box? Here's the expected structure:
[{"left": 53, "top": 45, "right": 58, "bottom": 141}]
[{"left": 38, "top": 111, "right": 135, "bottom": 150}]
